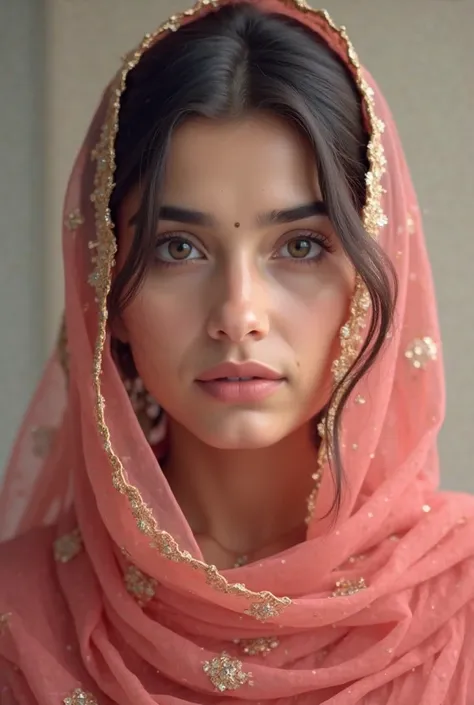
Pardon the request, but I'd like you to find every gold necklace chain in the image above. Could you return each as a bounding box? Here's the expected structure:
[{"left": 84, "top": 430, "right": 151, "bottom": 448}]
[{"left": 195, "top": 523, "right": 306, "bottom": 568}]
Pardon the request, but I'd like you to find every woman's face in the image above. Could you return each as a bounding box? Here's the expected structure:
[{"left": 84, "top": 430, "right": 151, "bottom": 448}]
[{"left": 116, "top": 113, "right": 355, "bottom": 449}]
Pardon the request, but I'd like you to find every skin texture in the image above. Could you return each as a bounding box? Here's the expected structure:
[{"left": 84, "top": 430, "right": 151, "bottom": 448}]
[{"left": 115, "top": 113, "right": 355, "bottom": 566}]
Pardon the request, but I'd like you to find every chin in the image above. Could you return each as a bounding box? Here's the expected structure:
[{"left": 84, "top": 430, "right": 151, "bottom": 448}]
[{"left": 193, "top": 413, "right": 293, "bottom": 450}]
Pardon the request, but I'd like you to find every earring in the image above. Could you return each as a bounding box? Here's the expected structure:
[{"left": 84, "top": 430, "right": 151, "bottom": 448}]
[{"left": 123, "top": 376, "right": 164, "bottom": 445}]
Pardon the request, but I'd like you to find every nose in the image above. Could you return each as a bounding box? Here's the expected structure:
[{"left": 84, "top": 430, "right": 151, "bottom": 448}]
[{"left": 206, "top": 257, "right": 270, "bottom": 343}]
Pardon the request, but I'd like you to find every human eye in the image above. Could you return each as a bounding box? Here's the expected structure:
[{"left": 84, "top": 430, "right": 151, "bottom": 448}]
[
  {"left": 154, "top": 234, "right": 205, "bottom": 266},
  {"left": 275, "top": 230, "right": 334, "bottom": 264}
]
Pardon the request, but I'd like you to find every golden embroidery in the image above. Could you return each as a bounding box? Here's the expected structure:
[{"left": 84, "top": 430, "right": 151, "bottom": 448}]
[
  {"left": 355, "top": 395, "right": 366, "bottom": 405},
  {"left": 422, "top": 504, "right": 432, "bottom": 513},
  {"left": 31, "top": 425, "right": 56, "bottom": 459},
  {"left": 301, "top": 6, "right": 388, "bottom": 521},
  {"left": 124, "top": 565, "right": 156, "bottom": 606},
  {"left": 54, "top": 529, "right": 83, "bottom": 563},
  {"left": 0, "top": 612, "right": 12, "bottom": 635},
  {"left": 405, "top": 337, "right": 437, "bottom": 369},
  {"left": 63, "top": 689, "right": 98, "bottom": 705},
  {"left": 86, "top": 0, "right": 387, "bottom": 610},
  {"left": 332, "top": 577, "right": 367, "bottom": 597},
  {"left": 244, "top": 594, "right": 291, "bottom": 622},
  {"left": 202, "top": 652, "right": 253, "bottom": 692},
  {"left": 407, "top": 213, "right": 416, "bottom": 235},
  {"left": 306, "top": 468, "right": 323, "bottom": 521},
  {"left": 65, "top": 209, "right": 85, "bottom": 232},
  {"left": 235, "top": 636, "right": 279, "bottom": 656}
]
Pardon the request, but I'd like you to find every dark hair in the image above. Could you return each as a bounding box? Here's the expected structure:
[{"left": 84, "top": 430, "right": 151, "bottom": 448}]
[{"left": 109, "top": 2, "right": 396, "bottom": 514}]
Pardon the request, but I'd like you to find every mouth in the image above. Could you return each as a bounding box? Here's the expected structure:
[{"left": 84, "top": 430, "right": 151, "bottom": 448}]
[
  {"left": 216, "top": 376, "right": 264, "bottom": 382},
  {"left": 197, "top": 361, "right": 284, "bottom": 383},
  {"left": 195, "top": 363, "right": 286, "bottom": 404}
]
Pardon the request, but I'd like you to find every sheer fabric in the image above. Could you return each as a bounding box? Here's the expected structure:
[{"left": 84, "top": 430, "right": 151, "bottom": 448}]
[{"left": 1, "top": 1, "right": 473, "bottom": 703}]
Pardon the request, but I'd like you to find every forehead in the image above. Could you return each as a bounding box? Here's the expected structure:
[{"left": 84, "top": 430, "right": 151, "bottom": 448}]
[{"left": 161, "top": 113, "right": 322, "bottom": 212}]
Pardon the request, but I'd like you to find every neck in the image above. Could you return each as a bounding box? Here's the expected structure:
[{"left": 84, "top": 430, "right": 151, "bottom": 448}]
[{"left": 164, "top": 421, "right": 318, "bottom": 560}]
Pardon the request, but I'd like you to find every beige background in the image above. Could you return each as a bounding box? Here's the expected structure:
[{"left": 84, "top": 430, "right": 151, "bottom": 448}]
[{"left": 1, "top": 0, "right": 473, "bottom": 488}]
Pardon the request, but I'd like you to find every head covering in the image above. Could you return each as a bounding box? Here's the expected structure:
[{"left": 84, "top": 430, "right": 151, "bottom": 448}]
[{"left": 1, "top": 0, "right": 474, "bottom": 703}]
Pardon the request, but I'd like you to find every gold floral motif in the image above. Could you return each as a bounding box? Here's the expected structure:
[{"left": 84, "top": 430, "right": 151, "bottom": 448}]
[
  {"left": 235, "top": 636, "right": 279, "bottom": 656},
  {"left": 124, "top": 565, "right": 156, "bottom": 606},
  {"left": 87, "top": 0, "right": 386, "bottom": 607},
  {"left": 407, "top": 213, "right": 416, "bottom": 235},
  {"left": 244, "top": 594, "right": 291, "bottom": 621},
  {"left": 405, "top": 337, "right": 437, "bottom": 369},
  {"left": 202, "top": 652, "right": 253, "bottom": 692},
  {"left": 31, "top": 425, "right": 56, "bottom": 459},
  {"left": 63, "top": 689, "right": 98, "bottom": 705},
  {"left": 54, "top": 529, "right": 83, "bottom": 563},
  {"left": 65, "top": 209, "right": 85, "bottom": 231},
  {"left": 332, "top": 577, "right": 367, "bottom": 597}
]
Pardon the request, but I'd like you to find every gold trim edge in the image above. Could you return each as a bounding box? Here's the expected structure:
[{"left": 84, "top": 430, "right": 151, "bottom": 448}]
[{"left": 86, "top": 0, "right": 386, "bottom": 614}]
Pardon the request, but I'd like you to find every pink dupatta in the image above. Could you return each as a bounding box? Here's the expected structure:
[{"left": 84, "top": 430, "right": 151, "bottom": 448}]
[{"left": 1, "top": 1, "right": 474, "bottom": 703}]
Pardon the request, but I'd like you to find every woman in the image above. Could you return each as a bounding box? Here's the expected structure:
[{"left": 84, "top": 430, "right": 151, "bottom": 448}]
[{"left": 1, "top": 0, "right": 473, "bottom": 702}]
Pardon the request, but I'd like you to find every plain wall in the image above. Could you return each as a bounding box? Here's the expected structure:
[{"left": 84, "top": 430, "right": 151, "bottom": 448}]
[
  {"left": 1, "top": 0, "right": 473, "bottom": 489},
  {"left": 0, "top": 0, "right": 45, "bottom": 470}
]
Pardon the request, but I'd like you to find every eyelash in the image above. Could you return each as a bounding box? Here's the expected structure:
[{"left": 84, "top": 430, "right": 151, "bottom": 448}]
[
  {"left": 275, "top": 232, "right": 335, "bottom": 266},
  {"left": 153, "top": 231, "right": 335, "bottom": 268}
]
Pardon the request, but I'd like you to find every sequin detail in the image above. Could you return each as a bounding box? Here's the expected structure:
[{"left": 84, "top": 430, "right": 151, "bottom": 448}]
[
  {"left": 54, "top": 529, "right": 83, "bottom": 563},
  {"left": 332, "top": 577, "right": 367, "bottom": 597},
  {"left": 337, "top": 553, "right": 368, "bottom": 571},
  {"left": 203, "top": 652, "right": 253, "bottom": 692},
  {"left": 244, "top": 595, "right": 291, "bottom": 622},
  {"left": 235, "top": 636, "right": 279, "bottom": 656},
  {"left": 65, "top": 209, "right": 85, "bottom": 231},
  {"left": 347, "top": 553, "right": 366, "bottom": 564},
  {"left": 86, "top": 0, "right": 387, "bottom": 606},
  {"left": 405, "top": 337, "right": 437, "bottom": 369},
  {"left": 31, "top": 425, "right": 56, "bottom": 459},
  {"left": 63, "top": 689, "right": 98, "bottom": 705},
  {"left": 124, "top": 565, "right": 156, "bottom": 606}
]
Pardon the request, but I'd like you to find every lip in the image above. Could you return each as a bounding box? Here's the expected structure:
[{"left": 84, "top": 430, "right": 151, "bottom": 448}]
[
  {"left": 196, "top": 378, "right": 284, "bottom": 403},
  {"left": 197, "top": 361, "right": 284, "bottom": 382}
]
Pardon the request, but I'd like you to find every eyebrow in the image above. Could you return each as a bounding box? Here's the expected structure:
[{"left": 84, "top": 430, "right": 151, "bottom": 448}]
[
  {"left": 128, "top": 200, "right": 328, "bottom": 228},
  {"left": 259, "top": 201, "right": 328, "bottom": 225}
]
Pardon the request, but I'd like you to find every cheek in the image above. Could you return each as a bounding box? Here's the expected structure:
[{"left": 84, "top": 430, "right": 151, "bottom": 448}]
[
  {"left": 276, "top": 263, "right": 354, "bottom": 359},
  {"left": 120, "top": 281, "right": 202, "bottom": 373},
  {"left": 290, "top": 289, "right": 348, "bottom": 372}
]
